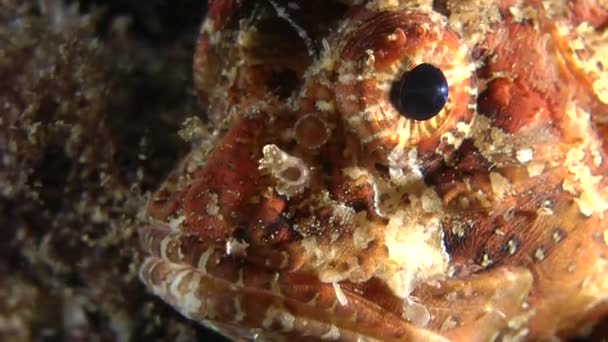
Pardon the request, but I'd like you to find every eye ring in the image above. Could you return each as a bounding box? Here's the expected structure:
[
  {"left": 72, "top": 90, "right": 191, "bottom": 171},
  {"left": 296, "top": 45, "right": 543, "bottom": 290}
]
[
  {"left": 333, "top": 10, "right": 476, "bottom": 162},
  {"left": 391, "top": 63, "right": 449, "bottom": 121}
]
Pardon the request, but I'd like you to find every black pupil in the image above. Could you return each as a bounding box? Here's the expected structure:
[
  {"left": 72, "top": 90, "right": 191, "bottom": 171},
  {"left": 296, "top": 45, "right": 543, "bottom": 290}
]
[{"left": 390, "top": 63, "right": 449, "bottom": 121}]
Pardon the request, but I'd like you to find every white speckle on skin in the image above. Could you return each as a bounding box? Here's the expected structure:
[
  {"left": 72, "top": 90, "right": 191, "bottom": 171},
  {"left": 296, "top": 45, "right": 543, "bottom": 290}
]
[
  {"left": 378, "top": 213, "right": 449, "bottom": 299},
  {"left": 233, "top": 297, "right": 245, "bottom": 322},
  {"left": 480, "top": 252, "right": 493, "bottom": 267},
  {"left": 593, "top": 78, "right": 608, "bottom": 104},
  {"left": 562, "top": 105, "right": 608, "bottom": 217},
  {"left": 262, "top": 307, "right": 295, "bottom": 332},
  {"left": 160, "top": 235, "right": 172, "bottom": 260},
  {"left": 507, "top": 239, "right": 518, "bottom": 255},
  {"left": 489, "top": 172, "right": 512, "bottom": 200},
  {"left": 332, "top": 282, "right": 349, "bottom": 306},
  {"left": 527, "top": 161, "right": 545, "bottom": 177},
  {"left": 516, "top": 148, "right": 534, "bottom": 163},
  {"left": 320, "top": 325, "right": 341, "bottom": 340},
  {"left": 168, "top": 215, "right": 186, "bottom": 231},
  {"left": 226, "top": 237, "right": 249, "bottom": 257},
  {"left": 534, "top": 247, "right": 545, "bottom": 262},
  {"left": 387, "top": 147, "right": 424, "bottom": 185},
  {"left": 170, "top": 270, "right": 203, "bottom": 319},
  {"left": 316, "top": 100, "right": 335, "bottom": 112},
  {"left": 259, "top": 144, "right": 310, "bottom": 198},
  {"left": 270, "top": 273, "right": 282, "bottom": 295},
  {"left": 439, "top": 315, "right": 458, "bottom": 332},
  {"left": 403, "top": 298, "right": 431, "bottom": 327},
  {"left": 421, "top": 188, "right": 442, "bottom": 213},
  {"left": 205, "top": 192, "right": 220, "bottom": 216},
  {"left": 197, "top": 248, "right": 214, "bottom": 274}
]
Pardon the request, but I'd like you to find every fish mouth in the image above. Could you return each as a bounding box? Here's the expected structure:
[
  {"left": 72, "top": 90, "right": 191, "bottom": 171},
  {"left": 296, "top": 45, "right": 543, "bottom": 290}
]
[
  {"left": 138, "top": 223, "right": 458, "bottom": 341},
  {"left": 138, "top": 220, "right": 539, "bottom": 341}
]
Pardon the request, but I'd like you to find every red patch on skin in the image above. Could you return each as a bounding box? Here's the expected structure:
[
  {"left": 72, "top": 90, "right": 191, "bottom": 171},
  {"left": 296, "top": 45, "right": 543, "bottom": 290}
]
[
  {"left": 569, "top": 0, "right": 608, "bottom": 28},
  {"left": 207, "top": 0, "right": 236, "bottom": 28},
  {"left": 182, "top": 116, "right": 269, "bottom": 240},
  {"left": 478, "top": 78, "right": 552, "bottom": 133}
]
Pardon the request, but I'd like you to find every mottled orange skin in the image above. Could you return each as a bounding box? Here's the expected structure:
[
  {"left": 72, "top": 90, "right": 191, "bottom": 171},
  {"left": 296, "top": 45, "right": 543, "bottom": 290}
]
[{"left": 139, "top": 1, "right": 608, "bottom": 340}]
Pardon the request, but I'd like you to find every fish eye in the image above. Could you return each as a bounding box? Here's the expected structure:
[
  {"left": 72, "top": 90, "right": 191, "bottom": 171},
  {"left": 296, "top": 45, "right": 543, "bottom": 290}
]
[
  {"left": 333, "top": 11, "right": 475, "bottom": 163},
  {"left": 391, "top": 63, "right": 449, "bottom": 121}
]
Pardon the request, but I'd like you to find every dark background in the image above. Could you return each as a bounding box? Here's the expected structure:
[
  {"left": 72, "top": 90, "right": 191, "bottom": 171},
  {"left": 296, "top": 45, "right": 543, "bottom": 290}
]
[{"left": 0, "top": 0, "right": 228, "bottom": 340}]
